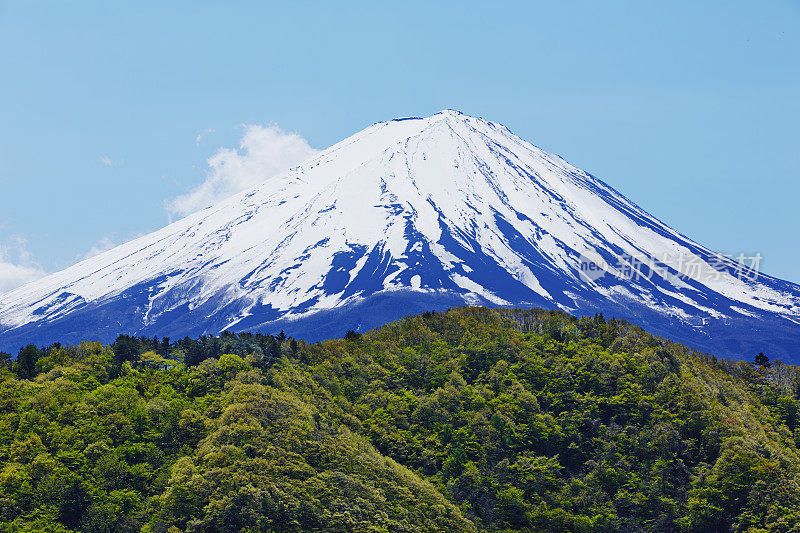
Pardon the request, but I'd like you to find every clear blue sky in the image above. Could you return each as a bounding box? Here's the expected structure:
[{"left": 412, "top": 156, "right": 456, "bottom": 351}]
[{"left": 1, "top": 1, "right": 798, "bottom": 285}]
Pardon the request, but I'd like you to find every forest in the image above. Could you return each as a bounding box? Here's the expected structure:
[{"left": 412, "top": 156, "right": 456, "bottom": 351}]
[{"left": 1, "top": 306, "right": 799, "bottom": 532}]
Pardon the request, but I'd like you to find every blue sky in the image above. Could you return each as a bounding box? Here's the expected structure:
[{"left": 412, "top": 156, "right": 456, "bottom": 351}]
[{"left": 0, "top": 0, "right": 798, "bottom": 289}]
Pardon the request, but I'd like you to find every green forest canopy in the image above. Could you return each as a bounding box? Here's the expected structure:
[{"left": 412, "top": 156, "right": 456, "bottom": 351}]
[{"left": 1, "top": 307, "right": 799, "bottom": 532}]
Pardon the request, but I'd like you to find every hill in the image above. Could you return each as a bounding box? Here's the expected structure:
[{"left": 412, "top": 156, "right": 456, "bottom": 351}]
[{"left": 1, "top": 307, "right": 799, "bottom": 531}]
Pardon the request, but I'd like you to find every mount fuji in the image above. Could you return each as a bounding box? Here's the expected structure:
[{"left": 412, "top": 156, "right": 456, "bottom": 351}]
[{"left": 1, "top": 110, "right": 799, "bottom": 360}]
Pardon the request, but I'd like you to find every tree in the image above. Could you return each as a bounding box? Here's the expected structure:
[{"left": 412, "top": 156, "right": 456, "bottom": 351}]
[
  {"left": 57, "top": 477, "right": 91, "bottom": 528},
  {"left": 344, "top": 330, "right": 362, "bottom": 342},
  {"left": 161, "top": 337, "right": 171, "bottom": 358},
  {"left": 113, "top": 335, "right": 140, "bottom": 367},
  {"left": 210, "top": 337, "right": 221, "bottom": 360},
  {"left": 183, "top": 339, "right": 205, "bottom": 367},
  {"left": 269, "top": 338, "right": 280, "bottom": 362},
  {"left": 753, "top": 352, "right": 771, "bottom": 368},
  {"left": 15, "top": 344, "right": 40, "bottom": 379}
]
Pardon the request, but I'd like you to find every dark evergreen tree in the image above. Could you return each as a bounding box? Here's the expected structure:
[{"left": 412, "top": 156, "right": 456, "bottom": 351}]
[
  {"left": 754, "top": 352, "right": 772, "bottom": 368},
  {"left": 344, "top": 330, "right": 362, "bottom": 342},
  {"left": 112, "top": 334, "right": 140, "bottom": 366},
  {"left": 210, "top": 337, "right": 221, "bottom": 359},
  {"left": 268, "top": 338, "right": 280, "bottom": 363},
  {"left": 160, "top": 337, "right": 171, "bottom": 358},
  {"left": 183, "top": 338, "right": 205, "bottom": 367},
  {"left": 15, "top": 344, "right": 40, "bottom": 379}
]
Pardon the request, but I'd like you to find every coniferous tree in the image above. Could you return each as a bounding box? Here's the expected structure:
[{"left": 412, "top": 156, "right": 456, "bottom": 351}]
[
  {"left": 754, "top": 352, "right": 771, "bottom": 368},
  {"left": 160, "top": 337, "right": 171, "bottom": 358},
  {"left": 183, "top": 338, "right": 204, "bottom": 367},
  {"left": 344, "top": 330, "right": 362, "bottom": 342},
  {"left": 112, "top": 334, "right": 140, "bottom": 367},
  {"left": 15, "top": 344, "right": 40, "bottom": 379},
  {"left": 269, "top": 337, "right": 280, "bottom": 362},
  {"left": 210, "top": 337, "right": 221, "bottom": 359}
]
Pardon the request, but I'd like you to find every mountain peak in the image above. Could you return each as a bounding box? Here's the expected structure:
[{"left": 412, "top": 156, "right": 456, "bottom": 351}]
[
  {"left": 436, "top": 108, "right": 469, "bottom": 118},
  {"left": 381, "top": 109, "right": 490, "bottom": 135}
]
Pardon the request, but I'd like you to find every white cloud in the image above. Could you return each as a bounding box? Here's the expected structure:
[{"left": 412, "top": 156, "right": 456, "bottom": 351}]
[
  {"left": 101, "top": 156, "right": 113, "bottom": 166},
  {"left": 0, "top": 235, "right": 47, "bottom": 294},
  {"left": 74, "top": 232, "right": 146, "bottom": 263},
  {"left": 167, "top": 123, "right": 318, "bottom": 217},
  {"left": 80, "top": 236, "right": 118, "bottom": 260}
]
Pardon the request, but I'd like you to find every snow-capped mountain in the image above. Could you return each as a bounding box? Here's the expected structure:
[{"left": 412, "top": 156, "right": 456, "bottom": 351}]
[{"left": 1, "top": 110, "right": 799, "bottom": 360}]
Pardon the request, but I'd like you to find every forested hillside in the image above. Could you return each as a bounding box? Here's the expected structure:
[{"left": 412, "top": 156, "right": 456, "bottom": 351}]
[{"left": 1, "top": 307, "right": 799, "bottom": 532}]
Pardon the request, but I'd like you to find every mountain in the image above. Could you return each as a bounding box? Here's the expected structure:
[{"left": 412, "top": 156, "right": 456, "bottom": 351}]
[{"left": 1, "top": 110, "right": 798, "bottom": 359}]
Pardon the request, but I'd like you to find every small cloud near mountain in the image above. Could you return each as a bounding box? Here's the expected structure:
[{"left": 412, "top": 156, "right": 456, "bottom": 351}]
[
  {"left": 0, "top": 235, "right": 46, "bottom": 294},
  {"left": 166, "top": 123, "right": 318, "bottom": 217},
  {"left": 79, "top": 236, "right": 119, "bottom": 261}
]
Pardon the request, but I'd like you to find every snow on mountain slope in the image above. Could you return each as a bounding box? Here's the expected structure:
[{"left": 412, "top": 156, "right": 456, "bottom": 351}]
[{"left": 1, "top": 110, "right": 799, "bottom": 359}]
